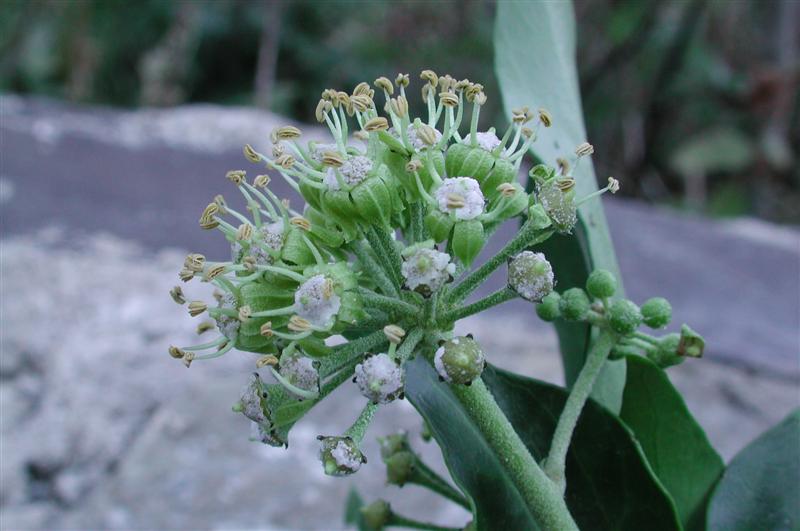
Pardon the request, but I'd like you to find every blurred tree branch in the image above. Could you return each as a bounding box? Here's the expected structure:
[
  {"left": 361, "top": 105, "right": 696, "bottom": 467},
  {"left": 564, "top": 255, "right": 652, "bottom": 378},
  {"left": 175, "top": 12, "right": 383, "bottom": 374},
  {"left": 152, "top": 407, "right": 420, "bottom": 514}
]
[{"left": 254, "top": 1, "right": 283, "bottom": 110}]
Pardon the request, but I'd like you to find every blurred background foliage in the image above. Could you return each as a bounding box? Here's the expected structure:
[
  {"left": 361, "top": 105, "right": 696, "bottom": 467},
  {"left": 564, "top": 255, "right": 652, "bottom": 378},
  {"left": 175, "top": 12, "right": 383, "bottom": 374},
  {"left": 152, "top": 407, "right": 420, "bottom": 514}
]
[{"left": 1, "top": 0, "right": 797, "bottom": 222}]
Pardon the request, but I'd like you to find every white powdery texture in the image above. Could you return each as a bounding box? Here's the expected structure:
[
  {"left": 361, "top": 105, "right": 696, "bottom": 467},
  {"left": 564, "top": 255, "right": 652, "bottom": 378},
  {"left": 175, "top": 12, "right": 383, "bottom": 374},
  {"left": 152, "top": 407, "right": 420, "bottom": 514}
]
[
  {"left": 323, "top": 155, "right": 373, "bottom": 191},
  {"left": 354, "top": 354, "right": 404, "bottom": 404},
  {"left": 309, "top": 142, "right": 340, "bottom": 163},
  {"left": 474, "top": 131, "right": 501, "bottom": 152},
  {"left": 401, "top": 248, "right": 455, "bottom": 292},
  {"left": 294, "top": 274, "right": 341, "bottom": 327},
  {"left": 215, "top": 291, "right": 241, "bottom": 340},
  {"left": 231, "top": 220, "right": 284, "bottom": 265},
  {"left": 280, "top": 354, "right": 319, "bottom": 394},
  {"left": 405, "top": 123, "right": 442, "bottom": 151},
  {"left": 435, "top": 177, "right": 485, "bottom": 220},
  {"left": 508, "top": 251, "right": 554, "bottom": 302}
]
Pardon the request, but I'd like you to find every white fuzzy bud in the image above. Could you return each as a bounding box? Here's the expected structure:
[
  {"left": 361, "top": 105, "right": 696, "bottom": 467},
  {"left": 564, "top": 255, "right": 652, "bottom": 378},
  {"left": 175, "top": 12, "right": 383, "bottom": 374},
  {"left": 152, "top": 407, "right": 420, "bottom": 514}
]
[{"left": 354, "top": 354, "right": 404, "bottom": 404}]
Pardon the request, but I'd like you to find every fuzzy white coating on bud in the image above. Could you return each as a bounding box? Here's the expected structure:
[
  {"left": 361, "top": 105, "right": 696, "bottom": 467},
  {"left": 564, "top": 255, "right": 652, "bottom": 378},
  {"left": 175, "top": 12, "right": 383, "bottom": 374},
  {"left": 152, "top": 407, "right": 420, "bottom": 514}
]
[
  {"left": 249, "top": 421, "right": 286, "bottom": 447},
  {"left": 508, "top": 251, "right": 554, "bottom": 302},
  {"left": 474, "top": 131, "right": 501, "bottom": 152},
  {"left": 294, "top": 274, "right": 341, "bottom": 327},
  {"left": 354, "top": 354, "right": 404, "bottom": 404},
  {"left": 323, "top": 155, "right": 373, "bottom": 191},
  {"left": 279, "top": 352, "right": 320, "bottom": 395},
  {"left": 309, "top": 142, "right": 339, "bottom": 164},
  {"left": 318, "top": 436, "right": 364, "bottom": 476},
  {"left": 435, "top": 177, "right": 485, "bottom": 220},
  {"left": 215, "top": 292, "right": 241, "bottom": 340},
  {"left": 404, "top": 123, "right": 442, "bottom": 151},
  {"left": 401, "top": 248, "right": 455, "bottom": 293}
]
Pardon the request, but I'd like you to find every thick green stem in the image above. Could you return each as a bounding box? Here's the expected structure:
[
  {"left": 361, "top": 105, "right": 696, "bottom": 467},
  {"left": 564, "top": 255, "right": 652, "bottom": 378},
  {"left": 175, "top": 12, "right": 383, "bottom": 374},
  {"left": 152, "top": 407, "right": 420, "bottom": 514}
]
[
  {"left": 397, "top": 328, "right": 424, "bottom": 362},
  {"left": 544, "top": 331, "right": 617, "bottom": 493},
  {"left": 364, "top": 226, "right": 403, "bottom": 292},
  {"left": 441, "top": 288, "right": 517, "bottom": 323},
  {"left": 350, "top": 240, "right": 399, "bottom": 297},
  {"left": 450, "top": 379, "right": 578, "bottom": 530},
  {"left": 448, "top": 223, "right": 553, "bottom": 303},
  {"left": 357, "top": 287, "right": 419, "bottom": 317},
  {"left": 318, "top": 329, "right": 387, "bottom": 377},
  {"left": 409, "top": 458, "right": 471, "bottom": 509}
]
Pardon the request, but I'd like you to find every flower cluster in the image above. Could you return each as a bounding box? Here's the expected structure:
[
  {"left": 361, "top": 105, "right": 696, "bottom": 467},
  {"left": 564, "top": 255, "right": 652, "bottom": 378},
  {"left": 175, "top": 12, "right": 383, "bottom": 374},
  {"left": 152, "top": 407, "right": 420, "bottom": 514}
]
[{"left": 168, "top": 70, "right": 629, "bottom": 476}]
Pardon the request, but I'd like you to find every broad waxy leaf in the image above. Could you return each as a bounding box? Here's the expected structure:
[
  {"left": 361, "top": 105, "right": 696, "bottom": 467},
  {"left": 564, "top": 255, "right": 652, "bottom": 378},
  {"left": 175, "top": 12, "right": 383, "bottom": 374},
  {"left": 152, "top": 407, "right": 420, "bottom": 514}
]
[
  {"left": 405, "top": 357, "right": 682, "bottom": 531},
  {"left": 495, "top": 0, "right": 626, "bottom": 412},
  {"left": 620, "top": 355, "right": 724, "bottom": 531},
  {"left": 706, "top": 409, "right": 800, "bottom": 531}
]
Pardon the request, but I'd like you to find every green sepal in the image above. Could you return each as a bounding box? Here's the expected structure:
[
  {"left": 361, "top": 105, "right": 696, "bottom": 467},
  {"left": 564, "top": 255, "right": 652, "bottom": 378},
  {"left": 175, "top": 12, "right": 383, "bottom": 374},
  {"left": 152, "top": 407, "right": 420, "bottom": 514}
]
[
  {"left": 383, "top": 150, "right": 417, "bottom": 197},
  {"left": 377, "top": 130, "right": 409, "bottom": 154},
  {"left": 351, "top": 175, "right": 392, "bottom": 227},
  {"left": 452, "top": 219, "right": 485, "bottom": 266},
  {"left": 298, "top": 180, "right": 323, "bottom": 212},
  {"left": 304, "top": 261, "right": 358, "bottom": 292},
  {"left": 297, "top": 335, "right": 332, "bottom": 358},
  {"left": 446, "top": 143, "right": 495, "bottom": 182},
  {"left": 425, "top": 209, "right": 455, "bottom": 242},
  {"left": 335, "top": 291, "right": 368, "bottom": 329},
  {"left": 529, "top": 164, "right": 557, "bottom": 187},
  {"left": 308, "top": 222, "right": 344, "bottom": 248},
  {"left": 527, "top": 203, "right": 553, "bottom": 230},
  {"left": 240, "top": 277, "right": 297, "bottom": 300},
  {"left": 481, "top": 158, "right": 516, "bottom": 197},
  {"left": 321, "top": 189, "right": 360, "bottom": 241},
  {"left": 281, "top": 228, "right": 314, "bottom": 266}
]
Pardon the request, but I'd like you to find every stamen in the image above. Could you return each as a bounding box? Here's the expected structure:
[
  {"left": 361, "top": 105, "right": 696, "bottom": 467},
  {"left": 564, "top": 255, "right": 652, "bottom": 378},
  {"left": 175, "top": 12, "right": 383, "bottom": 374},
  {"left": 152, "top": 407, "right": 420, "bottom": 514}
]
[
  {"left": 260, "top": 321, "right": 273, "bottom": 337},
  {"left": 188, "top": 301, "right": 208, "bottom": 317},
  {"left": 288, "top": 315, "right": 312, "bottom": 332},
  {"left": 170, "top": 286, "right": 186, "bottom": 305},
  {"left": 226, "top": 170, "right": 247, "bottom": 186},
  {"left": 196, "top": 321, "right": 215, "bottom": 335},
  {"left": 256, "top": 355, "right": 279, "bottom": 368},
  {"left": 383, "top": 324, "right": 406, "bottom": 345},
  {"left": 243, "top": 144, "right": 261, "bottom": 163}
]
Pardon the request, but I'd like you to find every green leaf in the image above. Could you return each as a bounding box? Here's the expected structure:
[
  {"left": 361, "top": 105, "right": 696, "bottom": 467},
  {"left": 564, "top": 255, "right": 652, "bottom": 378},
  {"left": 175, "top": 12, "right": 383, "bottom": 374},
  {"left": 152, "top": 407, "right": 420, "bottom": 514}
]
[
  {"left": 620, "top": 355, "right": 724, "bottom": 531},
  {"left": 405, "top": 357, "right": 682, "bottom": 530},
  {"left": 344, "top": 488, "right": 369, "bottom": 531},
  {"left": 707, "top": 409, "right": 800, "bottom": 531},
  {"left": 495, "top": 0, "right": 627, "bottom": 412},
  {"left": 404, "top": 357, "right": 538, "bottom": 531}
]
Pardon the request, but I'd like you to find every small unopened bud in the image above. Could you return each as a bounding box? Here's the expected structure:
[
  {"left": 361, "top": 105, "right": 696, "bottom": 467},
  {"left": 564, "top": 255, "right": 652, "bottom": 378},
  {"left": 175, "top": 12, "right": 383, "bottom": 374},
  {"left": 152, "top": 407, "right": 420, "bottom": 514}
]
[
  {"left": 226, "top": 170, "right": 246, "bottom": 186},
  {"left": 169, "top": 286, "right": 186, "bottom": 305},
  {"left": 254, "top": 174, "right": 270, "bottom": 188},
  {"left": 538, "top": 108, "right": 553, "bottom": 127},
  {"left": 288, "top": 315, "right": 312, "bottom": 332},
  {"left": 238, "top": 305, "right": 252, "bottom": 322},
  {"left": 559, "top": 288, "right": 590, "bottom": 321},
  {"left": 364, "top": 116, "right": 389, "bottom": 132},
  {"left": 385, "top": 451, "right": 415, "bottom": 486},
  {"left": 318, "top": 436, "right": 366, "bottom": 476},
  {"left": 260, "top": 321, "right": 273, "bottom": 337},
  {"left": 383, "top": 324, "right": 406, "bottom": 345},
  {"left": 586, "top": 269, "right": 617, "bottom": 299},
  {"left": 395, "top": 73, "right": 410, "bottom": 87},
  {"left": 374, "top": 76, "right": 394, "bottom": 94},
  {"left": 188, "top": 301, "right": 207, "bottom": 317},
  {"left": 321, "top": 151, "right": 345, "bottom": 168},
  {"left": 361, "top": 500, "right": 392, "bottom": 530},
  {"left": 575, "top": 142, "right": 594, "bottom": 157},
  {"left": 439, "top": 92, "right": 458, "bottom": 107},
  {"left": 641, "top": 297, "right": 672, "bottom": 329},
  {"left": 236, "top": 223, "right": 253, "bottom": 241},
  {"left": 420, "top": 69, "right": 438, "bottom": 87},
  {"left": 169, "top": 345, "right": 186, "bottom": 359},
  {"left": 243, "top": 144, "right": 261, "bottom": 163},
  {"left": 434, "top": 336, "right": 485, "bottom": 385},
  {"left": 508, "top": 251, "right": 555, "bottom": 302},
  {"left": 677, "top": 325, "right": 704, "bottom": 358},
  {"left": 536, "top": 292, "right": 562, "bottom": 322},
  {"left": 607, "top": 299, "right": 642, "bottom": 335}
]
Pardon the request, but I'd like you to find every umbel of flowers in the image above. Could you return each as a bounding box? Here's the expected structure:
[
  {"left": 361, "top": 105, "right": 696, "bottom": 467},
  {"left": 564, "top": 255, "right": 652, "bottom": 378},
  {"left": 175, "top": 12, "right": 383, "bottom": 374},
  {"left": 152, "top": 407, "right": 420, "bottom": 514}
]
[{"left": 168, "top": 70, "right": 700, "bottom": 477}]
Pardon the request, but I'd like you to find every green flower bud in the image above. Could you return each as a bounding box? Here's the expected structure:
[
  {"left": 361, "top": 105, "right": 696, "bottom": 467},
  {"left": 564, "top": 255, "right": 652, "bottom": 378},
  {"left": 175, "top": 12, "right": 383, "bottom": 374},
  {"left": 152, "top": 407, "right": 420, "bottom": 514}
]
[
  {"left": 481, "top": 158, "right": 515, "bottom": 198},
  {"left": 641, "top": 297, "right": 672, "bottom": 329},
  {"left": 452, "top": 219, "right": 485, "bottom": 266},
  {"left": 536, "top": 178, "right": 577, "bottom": 233},
  {"left": 361, "top": 500, "right": 391, "bottom": 530},
  {"left": 559, "top": 288, "right": 590, "bottom": 321},
  {"left": 536, "top": 292, "right": 562, "bottom": 321},
  {"left": 379, "top": 432, "right": 411, "bottom": 460},
  {"left": 350, "top": 169, "right": 394, "bottom": 227},
  {"left": 434, "top": 336, "right": 486, "bottom": 385},
  {"left": 424, "top": 209, "right": 455, "bottom": 242},
  {"left": 384, "top": 450, "right": 415, "bottom": 486},
  {"left": 318, "top": 435, "right": 366, "bottom": 476},
  {"left": 607, "top": 299, "right": 642, "bottom": 335},
  {"left": 586, "top": 269, "right": 617, "bottom": 299},
  {"left": 647, "top": 333, "right": 685, "bottom": 368},
  {"left": 508, "top": 251, "right": 554, "bottom": 302},
  {"left": 678, "top": 324, "right": 705, "bottom": 358},
  {"left": 445, "top": 143, "right": 494, "bottom": 183}
]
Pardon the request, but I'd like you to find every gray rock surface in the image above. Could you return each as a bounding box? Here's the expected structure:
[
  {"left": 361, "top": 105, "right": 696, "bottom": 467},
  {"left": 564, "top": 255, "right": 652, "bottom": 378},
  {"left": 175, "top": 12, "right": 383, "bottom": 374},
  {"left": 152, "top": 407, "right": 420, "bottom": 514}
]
[{"left": 1, "top": 97, "right": 798, "bottom": 530}]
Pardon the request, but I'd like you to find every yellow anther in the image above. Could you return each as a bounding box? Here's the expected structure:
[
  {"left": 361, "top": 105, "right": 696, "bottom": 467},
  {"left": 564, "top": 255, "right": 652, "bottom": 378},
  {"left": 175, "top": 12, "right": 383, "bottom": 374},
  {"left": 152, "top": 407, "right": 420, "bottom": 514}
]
[
  {"left": 538, "top": 108, "right": 553, "bottom": 127},
  {"left": 290, "top": 216, "right": 311, "bottom": 231},
  {"left": 254, "top": 174, "right": 270, "bottom": 188},
  {"left": 395, "top": 73, "right": 410, "bottom": 87},
  {"left": 170, "top": 286, "right": 186, "bottom": 305},
  {"left": 236, "top": 223, "right": 253, "bottom": 241},
  {"left": 374, "top": 77, "right": 394, "bottom": 95},
  {"left": 238, "top": 305, "right": 252, "bottom": 322},
  {"left": 188, "top": 301, "right": 208, "bottom": 317},
  {"left": 364, "top": 116, "right": 389, "bottom": 132},
  {"left": 383, "top": 324, "right": 406, "bottom": 345},
  {"left": 256, "top": 355, "right": 279, "bottom": 368},
  {"left": 243, "top": 144, "right": 261, "bottom": 163},
  {"left": 420, "top": 69, "right": 438, "bottom": 87},
  {"left": 321, "top": 151, "right": 345, "bottom": 167},
  {"left": 260, "top": 321, "right": 273, "bottom": 337},
  {"left": 226, "top": 170, "right": 246, "bottom": 186},
  {"left": 288, "top": 315, "right": 312, "bottom": 332}
]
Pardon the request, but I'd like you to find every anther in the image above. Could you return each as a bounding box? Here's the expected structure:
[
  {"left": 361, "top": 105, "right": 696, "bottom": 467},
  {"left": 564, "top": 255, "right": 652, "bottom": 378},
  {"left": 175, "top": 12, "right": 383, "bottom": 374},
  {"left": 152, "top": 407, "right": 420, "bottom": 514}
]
[
  {"left": 556, "top": 178, "right": 576, "bottom": 193},
  {"left": 169, "top": 345, "right": 186, "bottom": 359},
  {"left": 290, "top": 216, "right": 311, "bottom": 231},
  {"left": 420, "top": 69, "right": 438, "bottom": 87},
  {"left": 238, "top": 305, "right": 252, "bottom": 322},
  {"left": 439, "top": 92, "right": 458, "bottom": 107},
  {"left": 179, "top": 268, "right": 195, "bottom": 282},
  {"left": 226, "top": 170, "right": 246, "bottom": 186},
  {"left": 256, "top": 355, "right": 279, "bottom": 368},
  {"left": 188, "top": 301, "right": 208, "bottom": 317},
  {"left": 243, "top": 144, "right": 261, "bottom": 163},
  {"left": 390, "top": 96, "right": 408, "bottom": 118},
  {"left": 607, "top": 177, "right": 620, "bottom": 194},
  {"left": 538, "top": 108, "right": 553, "bottom": 127},
  {"left": 260, "top": 321, "right": 273, "bottom": 337},
  {"left": 395, "top": 73, "right": 410, "bottom": 87},
  {"left": 185, "top": 253, "right": 206, "bottom": 272},
  {"left": 196, "top": 321, "right": 215, "bottom": 335},
  {"left": 405, "top": 159, "right": 423, "bottom": 173},
  {"left": 496, "top": 183, "right": 517, "bottom": 198},
  {"left": 253, "top": 174, "right": 270, "bottom": 188},
  {"left": 575, "top": 142, "right": 594, "bottom": 157},
  {"left": 446, "top": 193, "right": 466, "bottom": 209},
  {"left": 288, "top": 315, "right": 312, "bottom": 332},
  {"left": 236, "top": 223, "right": 253, "bottom": 241},
  {"left": 275, "top": 154, "right": 296, "bottom": 169},
  {"left": 383, "top": 325, "right": 406, "bottom": 345},
  {"left": 170, "top": 286, "right": 186, "bottom": 305},
  {"left": 374, "top": 77, "right": 394, "bottom": 94},
  {"left": 364, "top": 117, "right": 389, "bottom": 132},
  {"left": 321, "top": 151, "right": 345, "bottom": 167},
  {"left": 204, "top": 264, "right": 226, "bottom": 281},
  {"left": 272, "top": 126, "right": 302, "bottom": 142}
]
